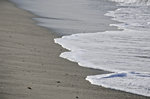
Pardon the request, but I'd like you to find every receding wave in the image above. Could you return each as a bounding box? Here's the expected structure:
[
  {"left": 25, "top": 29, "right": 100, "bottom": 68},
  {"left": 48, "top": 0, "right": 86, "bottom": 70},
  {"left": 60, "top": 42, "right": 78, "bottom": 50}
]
[
  {"left": 110, "top": 0, "right": 150, "bottom": 5},
  {"left": 55, "top": 0, "right": 150, "bottom": 97}
]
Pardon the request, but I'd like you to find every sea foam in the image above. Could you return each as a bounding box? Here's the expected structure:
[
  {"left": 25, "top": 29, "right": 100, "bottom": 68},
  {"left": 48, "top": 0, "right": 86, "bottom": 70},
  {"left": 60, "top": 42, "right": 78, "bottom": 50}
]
[
  {"left": 55, "top": 0, "right": 150, "bottom": 97},
  {"left": 86, "top": 72, "right": 150, "bottom": 96},
  {"left": 55, "top": 28, "right": 150, "bottom": 96},
  {"left": 110, "top": 0, "right": 150, "bottom": 5}
]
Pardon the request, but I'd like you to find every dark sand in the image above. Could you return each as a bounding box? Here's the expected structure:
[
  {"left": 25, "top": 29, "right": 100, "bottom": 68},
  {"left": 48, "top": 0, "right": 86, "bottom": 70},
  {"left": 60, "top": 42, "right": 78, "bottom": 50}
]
[{"left": 0, "top": 0, "right": 148, "bottom": 99}]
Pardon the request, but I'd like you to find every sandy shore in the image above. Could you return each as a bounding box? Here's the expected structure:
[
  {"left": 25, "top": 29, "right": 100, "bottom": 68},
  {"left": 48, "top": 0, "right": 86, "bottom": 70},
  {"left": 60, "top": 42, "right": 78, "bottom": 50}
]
[{"left": 0, "top": 0, "right": 148, "bottom": 99}]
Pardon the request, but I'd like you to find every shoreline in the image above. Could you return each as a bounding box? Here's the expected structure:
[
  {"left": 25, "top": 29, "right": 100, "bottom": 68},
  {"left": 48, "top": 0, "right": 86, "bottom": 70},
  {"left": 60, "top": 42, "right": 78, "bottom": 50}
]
[{"left": 0, "top": 0, "right": 148, "bottom": 98}]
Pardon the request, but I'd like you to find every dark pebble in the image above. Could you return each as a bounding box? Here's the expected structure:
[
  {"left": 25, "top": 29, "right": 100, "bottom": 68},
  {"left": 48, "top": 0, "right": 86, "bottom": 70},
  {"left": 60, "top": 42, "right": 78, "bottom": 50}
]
[
  {"left": 27, "top": 87, "right": 32, "bottom": 90},
  {"left": 56, "top": 81, "right": 61, "bottom": 83}
]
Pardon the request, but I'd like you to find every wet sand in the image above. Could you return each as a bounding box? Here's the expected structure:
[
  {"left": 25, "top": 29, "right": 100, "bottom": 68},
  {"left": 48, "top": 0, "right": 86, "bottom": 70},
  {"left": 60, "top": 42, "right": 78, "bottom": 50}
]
[{"left": 0, "top": 0, "right": 148, "bottom": 99}]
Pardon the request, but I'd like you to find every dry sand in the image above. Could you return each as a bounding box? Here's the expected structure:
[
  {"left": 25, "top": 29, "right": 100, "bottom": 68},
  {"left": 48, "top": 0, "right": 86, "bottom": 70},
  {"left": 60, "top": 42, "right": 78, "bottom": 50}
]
[{"left": 0, "top": 0, "right": 148, "bottom": 99}]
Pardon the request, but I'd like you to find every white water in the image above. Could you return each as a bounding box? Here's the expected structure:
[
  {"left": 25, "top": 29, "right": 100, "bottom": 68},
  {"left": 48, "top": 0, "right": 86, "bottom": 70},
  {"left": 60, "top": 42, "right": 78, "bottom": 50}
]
[
  {"left": 55, "top": 0, "right": 150, "bottom": 97},
  {"left": 110, "top": 0, "right": 150, "bottom": 5},
  {"left": 86, "top": 72, "right": 150, "bottom": 96}
]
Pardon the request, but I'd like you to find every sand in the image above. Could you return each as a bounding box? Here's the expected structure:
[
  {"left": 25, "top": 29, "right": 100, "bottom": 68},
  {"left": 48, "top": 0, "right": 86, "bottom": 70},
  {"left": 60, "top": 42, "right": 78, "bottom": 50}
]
[{"left": 0, "top": 0, "right": 148, "bottom": 99}]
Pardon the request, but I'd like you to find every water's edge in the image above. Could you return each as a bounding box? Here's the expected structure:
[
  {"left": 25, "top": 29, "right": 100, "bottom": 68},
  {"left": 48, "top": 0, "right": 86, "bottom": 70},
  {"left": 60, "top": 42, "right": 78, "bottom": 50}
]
[{"left": 9, "top": 0, "right": 149, "bottom": 97}]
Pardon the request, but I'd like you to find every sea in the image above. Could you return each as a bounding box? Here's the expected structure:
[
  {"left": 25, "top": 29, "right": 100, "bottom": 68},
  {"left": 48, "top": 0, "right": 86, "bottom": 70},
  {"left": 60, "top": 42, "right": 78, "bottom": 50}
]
[{"left": 10, "top": 0, "right": 150, "bottom": 97}]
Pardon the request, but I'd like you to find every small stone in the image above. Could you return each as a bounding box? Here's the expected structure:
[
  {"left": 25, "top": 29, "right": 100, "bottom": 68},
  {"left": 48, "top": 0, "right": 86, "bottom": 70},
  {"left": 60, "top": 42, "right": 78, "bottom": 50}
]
[
  {"left": 27, "top": 87, "right": 32, "bottom": 90},
  {"left": 56, "top": 81, "right": 61, "bottom": 83},
  {"left": 76, "top": 96, "right": 79, "bottom": 98}
]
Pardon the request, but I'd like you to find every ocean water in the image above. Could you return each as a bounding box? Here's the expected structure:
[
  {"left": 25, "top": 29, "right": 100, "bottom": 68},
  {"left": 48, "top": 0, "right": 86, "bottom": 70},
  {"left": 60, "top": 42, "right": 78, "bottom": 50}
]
[
  {"left": 10, "top": 0, "right": 150, "bottom": 97},
  {"left": 10, "top": 0, "right": 118, "bottom": 35},
  {"left": 55, "top": 0, "right": 150, "bottom": 97}
]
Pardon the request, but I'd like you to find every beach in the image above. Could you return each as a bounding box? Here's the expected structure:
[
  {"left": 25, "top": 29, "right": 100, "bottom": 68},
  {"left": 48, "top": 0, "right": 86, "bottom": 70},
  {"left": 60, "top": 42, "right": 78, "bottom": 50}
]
[{"left": 0, "top": 0, "right": 148, "bottom": 99}]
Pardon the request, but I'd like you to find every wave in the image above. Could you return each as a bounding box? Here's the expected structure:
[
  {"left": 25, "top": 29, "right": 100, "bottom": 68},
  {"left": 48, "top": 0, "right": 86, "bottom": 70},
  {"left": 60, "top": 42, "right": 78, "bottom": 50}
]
[
  {"left": 55, "top": 0, "right": 150, "bottom": 97},
  {"left": 110, "top": 0, "right": 150, "bottom": 5},
  {"left": 55, "top": 29, "right": 150, "bottom": 97},
  {"left": 86, "top": 72, "right": 150, "bottom": 97}
]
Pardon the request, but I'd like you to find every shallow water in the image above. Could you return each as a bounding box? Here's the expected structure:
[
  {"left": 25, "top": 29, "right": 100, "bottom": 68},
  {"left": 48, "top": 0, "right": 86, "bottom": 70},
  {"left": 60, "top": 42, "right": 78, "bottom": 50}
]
[{"left": 10, "top": 0, "right": 118, "bottom": 35}]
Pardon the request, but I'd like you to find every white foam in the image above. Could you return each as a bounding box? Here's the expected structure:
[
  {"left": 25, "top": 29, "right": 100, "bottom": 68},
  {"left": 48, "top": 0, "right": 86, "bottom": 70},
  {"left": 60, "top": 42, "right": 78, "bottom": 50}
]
[
  {"left": 106, "top": 4, "right": 150, "bottom": 31},
  {"left": 86, "top": 72, "right": 150, "bottom": 96},
  {"left": 55, "top": 29, "right": 150, "bottom": 97},
  {"left": 110, "top": 0, "right": 150, "bottom": 5},
  {"left": 55, "top": 29, "right": 150, "bottom": 73},
  {"left": 54, "top": 2, "right": 150, "bottom": 94},
  {"left": 85, "top": 1, "right": 150, "bottom": 96}
]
